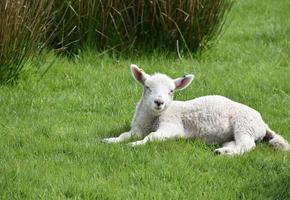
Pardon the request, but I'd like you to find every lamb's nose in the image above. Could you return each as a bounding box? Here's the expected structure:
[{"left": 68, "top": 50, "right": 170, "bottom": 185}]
[{"left": 154, "top": 99, "right": 164, "bottom": 106}]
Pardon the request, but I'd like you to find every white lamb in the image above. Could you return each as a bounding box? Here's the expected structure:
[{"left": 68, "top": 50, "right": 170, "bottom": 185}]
[{"left": 102, "top": 64, "right": 289, "bottom": 155}]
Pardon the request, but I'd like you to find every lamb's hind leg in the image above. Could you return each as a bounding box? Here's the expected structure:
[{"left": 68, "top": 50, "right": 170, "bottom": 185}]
[
  {"left": 214, "top": 141, "right": 235, "bottom": 155},
  {"left": 214, "top": 131, "right": 256, "bottom": 156},
  {"left": 214, "top": 115, "right": 264, "bottom": 156}
]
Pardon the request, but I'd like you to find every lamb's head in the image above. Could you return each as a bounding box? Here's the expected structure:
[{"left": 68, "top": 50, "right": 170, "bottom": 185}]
[{"left": 130, "top": 64, "right": 194, "bottom": 115}]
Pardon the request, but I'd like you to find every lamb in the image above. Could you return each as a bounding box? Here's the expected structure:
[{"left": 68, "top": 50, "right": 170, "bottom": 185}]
[{"left": 102, "top": 64, "right": 290, "bottom": 155}]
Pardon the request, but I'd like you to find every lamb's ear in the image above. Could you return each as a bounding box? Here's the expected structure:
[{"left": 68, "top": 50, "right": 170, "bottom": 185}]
[
  {"left": 174, "top": 74, "right": 194, "bottom": 91},
  {"left": 130, "top": 64, "right": 150, "bottom": 85}
]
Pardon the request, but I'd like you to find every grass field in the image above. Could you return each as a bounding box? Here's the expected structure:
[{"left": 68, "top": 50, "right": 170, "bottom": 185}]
[{"left": 0, "top": 0, "right": 290, "bottom": 199}]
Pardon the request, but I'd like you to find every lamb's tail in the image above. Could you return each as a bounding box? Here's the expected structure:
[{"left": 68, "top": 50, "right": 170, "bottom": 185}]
[{"left": 264, "top": 125, "right": 289, "bottom": 151}]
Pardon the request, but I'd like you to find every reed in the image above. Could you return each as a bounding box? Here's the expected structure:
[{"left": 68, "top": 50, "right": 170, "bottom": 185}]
[
  {"left": 49, "top": 0, "right": 233, "bottom": 53},
  {"left": 0, "top": 0, "right": 232, "bottom": 83},
  {"left": 0, "top": 0, "right": 53, "bottom": 84}
]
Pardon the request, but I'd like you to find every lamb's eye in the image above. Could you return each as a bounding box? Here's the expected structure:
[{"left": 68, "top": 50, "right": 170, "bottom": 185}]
[
  {"left": 145, "top": 86, "right": 151, "bottom": 91},
  {"left": 170, "top": 89, "right": 174, "bottom": 93}
]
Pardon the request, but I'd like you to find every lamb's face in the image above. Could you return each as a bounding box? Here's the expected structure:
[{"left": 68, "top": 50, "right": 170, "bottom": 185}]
[
  {"left": 130, "top": 64, "right": 194, "bottom": 115},
  {"left": 143, "top": 74, "right": 175, "bottom": 114}
]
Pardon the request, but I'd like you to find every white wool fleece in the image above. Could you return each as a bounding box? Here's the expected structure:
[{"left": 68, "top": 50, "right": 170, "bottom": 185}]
[{"left": 102, "top": 64, "right": 289, "bottom": 156}]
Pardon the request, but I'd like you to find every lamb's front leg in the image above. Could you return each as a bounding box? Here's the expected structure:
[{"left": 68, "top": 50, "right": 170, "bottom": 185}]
[
  {"left": 102, "top": 131, "right": 134, "bottom": 144},
  {"left": 128, "top": 123, "right": 184, "bottom": 147}
]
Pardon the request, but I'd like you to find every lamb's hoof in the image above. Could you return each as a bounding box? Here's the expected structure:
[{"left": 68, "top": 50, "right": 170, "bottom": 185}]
[
  {"left": 214, "top": 147, "right": 235, "bottom": 156},
  {"left": 214, "top": 149, "right": 221, "bottom": 155},
  {"left": 101, "top": 138, "right": 110, "bottom": 143},
  {"left": 127, "top": 142, "right": 137, "bottom": 147},
  {"left": 127, "top": 141, "right": 143, "bottom": 147},
  {"left": 102, "top": 138, "right": 116, "bottom": 144}
]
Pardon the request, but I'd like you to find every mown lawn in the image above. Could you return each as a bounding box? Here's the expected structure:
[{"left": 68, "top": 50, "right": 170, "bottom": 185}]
[{"left": 0, "top": 0, "right": 290, "bottom": 199}]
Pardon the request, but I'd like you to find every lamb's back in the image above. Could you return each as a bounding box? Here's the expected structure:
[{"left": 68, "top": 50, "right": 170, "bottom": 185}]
[{"left": 168, "top": 95, "right": 259, "bottom": 144}]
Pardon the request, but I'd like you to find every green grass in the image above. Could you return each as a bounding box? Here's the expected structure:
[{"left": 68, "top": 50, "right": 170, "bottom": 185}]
[{"left": 0, "top": 0, "right": 290, "bottom": 199}]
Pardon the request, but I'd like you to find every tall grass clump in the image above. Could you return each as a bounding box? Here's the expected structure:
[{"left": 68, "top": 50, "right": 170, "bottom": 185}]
[
  {"left": 49, "top": 0, "right": 233, "bottom": 54},
  {"left": 0, "top": 0, "right": 232, "bottom": 83},
  {"left": 0, "top": 0, "right": 53, "bottom": 84}
]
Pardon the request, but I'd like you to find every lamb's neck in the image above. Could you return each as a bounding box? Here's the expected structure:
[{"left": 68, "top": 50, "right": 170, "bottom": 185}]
[
  {"left": 136, "top": 98, "right": 156, "bottom": 121},
  {"left": 132, "top": 98, "right": 158, "bottom": 133}
]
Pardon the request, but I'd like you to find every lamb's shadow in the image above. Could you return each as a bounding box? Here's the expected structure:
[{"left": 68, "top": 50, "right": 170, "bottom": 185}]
[
  {"left": 240, "top": 174, "right": 290, "bottom": 199},
  {"left": 106, "top": 123, "right": 131, "bottom": 137}
]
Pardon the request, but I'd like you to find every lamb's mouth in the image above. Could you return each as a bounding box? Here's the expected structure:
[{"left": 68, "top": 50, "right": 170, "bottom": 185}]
[{"left": 154, "top": 106, "right": 164, "bottom": 111}]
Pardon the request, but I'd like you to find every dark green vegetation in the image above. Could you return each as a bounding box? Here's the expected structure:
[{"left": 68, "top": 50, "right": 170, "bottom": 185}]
[
  {"left": 49, "top": 0, "right": 232, "bottom": 53},
  {"left": 0, "top": 0, "right": 53, "bottom": 83},
  {"left": 0, "top": 0, "right": 290, "bottom": 199},
  {"left": 0, "top": 0, "right": 231, "bottom": 84}
]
